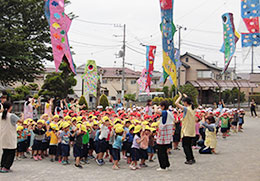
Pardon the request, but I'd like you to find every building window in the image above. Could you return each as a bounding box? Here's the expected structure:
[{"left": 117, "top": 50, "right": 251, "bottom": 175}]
[
  {"left": 197, "top": 71, "right": 212, "bottom": 79},
  {"left": 152, "top": 80, "right": 158, "bottom": 84},
  {"left": 185, "top": 58, "right": 189, "bottom": 62},
  {"left": 102, "top": 79, "right": 107, "bottom": 84},
  {"left": 131, "top": 80, "right": 136, "bottom": 84}
]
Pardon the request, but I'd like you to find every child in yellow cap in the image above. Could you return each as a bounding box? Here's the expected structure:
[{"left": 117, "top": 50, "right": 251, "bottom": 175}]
[
  {"left": 16, "top": 126, "right": 26, "bottom": 161},
  {"left": 130, "top": 125, "right": 145, "bottom": 170},
  {"left": 32, "top": 120, "right": 46, "bottom": 161},
  {"left": 88, "top": 121, "right": 99, "bottom": 159},
  {"left": 46, "top": 123, "right": 59, "bottom": 162},
  {"left": 125, "top": 125, "right": 135, "bottom": 164},
  {"left": 59, "top": 122, "right": 71, "bottom": 165},
  {"left": 111, "top": 126, "right": 126, "bottom": 170}
]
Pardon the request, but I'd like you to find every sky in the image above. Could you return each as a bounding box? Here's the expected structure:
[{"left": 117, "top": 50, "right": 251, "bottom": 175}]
[{"left": 45, "top": 0, "right": 260, "bottom": 73}]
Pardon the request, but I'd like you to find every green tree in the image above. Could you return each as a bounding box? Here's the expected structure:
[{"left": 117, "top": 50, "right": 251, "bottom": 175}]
[
  {"left": 79, "top": 95, "right": 88, "bottom": 110},
  {"left": 11, "top": 85, "right": 30, "bottom": 101},
  {"left": 169, "top": 84, "right": 177, "bottom": 98},
  {"left": 39, "top": 62, "right": 77, "bottom": 99},
  {"left": 162, "top": 86, "right": 170, "bottom": 98},
  {"left": 99, "top": 94, "right": 109, "bottom": 110},
  {"left": 0, "top": 0, "right": 52, "bottom": 85},
  {"left": 179, "top": 84, "right": 199, "bottom": 107},
  {"left": 124, "top": 94, "right": 136, "bottom": 102}
]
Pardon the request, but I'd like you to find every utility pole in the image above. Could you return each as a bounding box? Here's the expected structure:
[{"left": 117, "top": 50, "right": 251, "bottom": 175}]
[
  {"left": 122, "top": 24, "right": 126, "bottom": 100},
  {"left": 177, "top": 25, "right": 182, "bottom": 89},
  {"left": 234, "top": 56, "right": 237, "bottom": 80},
  {"left": 251, "top": 46, "right": 254, "bottom": 96}
]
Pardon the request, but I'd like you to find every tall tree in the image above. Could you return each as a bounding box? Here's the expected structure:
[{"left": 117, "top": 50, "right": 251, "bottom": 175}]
[
  {"left": 39, "top": 62, "right": 77, "bottom": 99},
  {"left": 0, "top": 0, "right": 52, "bottom": 85}
]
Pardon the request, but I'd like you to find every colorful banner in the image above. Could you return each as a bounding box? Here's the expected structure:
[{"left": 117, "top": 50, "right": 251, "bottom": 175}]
[
  {"left": 240, "top": 0, "right": 260, "bottom": 61},
  {"left": 137, "top": 68, "right": 148, "bottom": 93},
  {"left": 82, "top": 60, "right": 99, "bottom": 97},
  {"left": 145, "top": 45, "right": 156, "bottom": 91},
  {"left": 159, "top": 0, "right": 177, "bottom": 87},
  {"left": 44, "top": 0, "right": 76, "bottom": 74},
  {"left": 220, "top": 13, "right": 240, "bottom": 73}
]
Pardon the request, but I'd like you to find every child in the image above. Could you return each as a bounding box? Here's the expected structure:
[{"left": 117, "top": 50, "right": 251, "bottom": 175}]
[
  {"left": 82, "top": 122, "right": 91, "bottom": 164},
  {"left": 72, "top": 124, "right": 86, "bottom": 168},
  {"left": 96, "top": 117, "right": 110, "bottom": 165},
  {"left": 192, "top": 115, "right": 200, "bottom": 149},
  {"left": 232, "top": 109, "right": 239, "bottom": 133},
  {"left": 238, "top": 109, "right": 245, "bottom": 132},
  {"left": 59, "top": 122, "right": 71, "bottom": 165},
  {"left": 130, "top": 125, "right": 144, "bottom": 170},
  {"left": 125, "top": 125, "right": 135, "bottom": 164},
  {"left": 16, "top": 126, "right": 27, "bottom": 160},
  {"left": 32, "top": 120, "right": 46, "bottom": 161},
  {"left": 220, "top": 113, "right": 229, "bottom": 138},
  {"left": 122, "top": 120, "right": 131, "bottom": 159},
  {"left": 46, "top": 123, "right": 59, "bottom": 162},
  {"left": 111, "top": 126, "right": 126, "bottom": 170},
  {"left": 199, "top": 116, "right": 217, "bottom": 154},
  {"left": 89, "top": 121, "right": 98, "bottom": 159},
  {"left": 148, "top": 128, "right": 156, "bottom": 162},
  {"left": 139, "top": 126, "right": 150, "bottom": 167}
]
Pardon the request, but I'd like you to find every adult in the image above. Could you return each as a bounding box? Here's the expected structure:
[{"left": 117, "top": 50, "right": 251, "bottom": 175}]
[
  {"left": 115, "top": 98, "right": 123, "bottom": 112},
  {"left": 32, "top": 97, "right": 41, "bottom": 122},
  {"left": 0, "top": 102, "right": 20, "bottom": 173},
  {"left": 217, "top": 100, "right": 225, "bottom": 112},
  {"left": 155, "top": 101, "right": 174, "bottom": 171},
  {"left": 0, "top": 94, "right": 7, "bottom": 113},
  {"left": 250, "top": 99, "right": 257, "bottom": 117},
  {"left": 175, "top": 92, "right": 196, "bottom": 165},
  {"left": 145, "top": 99, "right": 153, "bottom": 116},
  {"left": 24, "top": 96, "right": 33, "bottom": 120},
  {"left": 44, "top": 98, "right": 54, "bottom": 118}
]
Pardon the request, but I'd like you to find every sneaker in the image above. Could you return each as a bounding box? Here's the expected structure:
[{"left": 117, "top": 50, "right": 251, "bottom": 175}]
[
  {"left": 129, "top": 164, "right": 136, "bottom": 170},
  {"left": 16, "top": 157, "right": 21, "bottom": 161},
  {"left": 96, "top": 159, "right": 102, "bottom": 166},
  {"left": 184, "top": 160, "right": 193, "bottom": 165},
  {"left": 0, "top": 168, "right": 9, "bottom": 173},
  {"left": 192, "top": 159, "right": 196, "bottom": 164},
  {"left": 149, "top": 159, "right": 154, "bottom": 162},
  {"left": 136, "top": 165, "right": 141, "bottom": 169},
  {"left": 89, "top": 155, "right": 95, "bottom": 159},
  {"left": 166, "top": 167, "right": 171, "bottom": 171},
  {"left": 80, "top": 160, "right": 86, "bottom": 165},
  {"left": 75, "top": 164, "right": 83, "bottom": 168},
  {"left": 33, "top": 155, "right": 38, "bottom": 161},
  {"left": 85, "top": 160, "right": 90, "bottom": 164},
  {"left": 62, "top": 161, "right": 67, "bottom": 165},
  {"left": 50, "top": 158, "right": 54, "bottom": 162},
  {"left": 66, "top": 160, "right": 70, "bottom": 164},
  {"left": 37, "top": 155, "right": 42, "bottom": 160},
  {"left": 22, "top": 155, "right": 27, "bottom": 159},
  {"left": 58, "top": 160, "right": 62, "bottom": 163},
  {"left": 101, "top": 159, "right": 105, "bottom": 165},
  {"left": 140, "top": 163, "right": 148, "bottom": 168},
  {"left": 123, "top": 156, "right": 127, "bottom": 160},
  {"left": 156, "top": 168, "right": 166, "bottom": 172},
  {"left": 112, "top": 165, "right": 119, "bottom": 170}
]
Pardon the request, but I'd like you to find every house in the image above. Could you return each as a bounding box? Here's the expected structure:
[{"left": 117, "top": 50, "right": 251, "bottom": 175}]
[
  {"left": 238, "top": 73, "right": 260, "bottom": 99},
  {"left": 180, "top": 52, "right": 256, "bottom": 104}
]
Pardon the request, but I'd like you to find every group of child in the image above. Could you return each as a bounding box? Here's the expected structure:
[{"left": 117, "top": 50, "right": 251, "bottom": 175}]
[{"left": 15, "top": 105, "right": 245, "bottom": 170}]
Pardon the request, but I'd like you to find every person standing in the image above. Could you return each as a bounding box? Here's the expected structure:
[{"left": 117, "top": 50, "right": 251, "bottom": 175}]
[
  {"left": 44, "top": 98, "right": 54, "bottom": 118},
  {"left": 175, "top": 92, "right": 196, "bottom": 165},
  {"left": 0, "top": 95, "right": 7, "bottom": 113},
  {"left": 0, "top": 102, "right": 20, "bottom": 173},
  {"left": 155, "top": 101, "right": 174, "bottom": 171},
  {"left": 145, "top": 99, "right": 153, "bottom": 116},
  {"left": 24, "top": 96, "right": 33, "bottom": 120},
  {"left": 115, "top": 98, "right": 123, "bottom": 112},
  {"left": 250, "top": 99, "right": 257, "bottom": 117}
]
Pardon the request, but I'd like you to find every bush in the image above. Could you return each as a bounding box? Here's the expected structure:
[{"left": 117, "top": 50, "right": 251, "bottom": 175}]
[
  {"left": 124, "top": 93, "right": 136, "bottom": 101},
  {"left": 249, "top": 94, "right": 260, "bottom": 104},
  {"left": 79, "top": 95, "right": 88, "bottom": 110},
  {"left": 152, "top": 97, "right": 160, "bottom": 105},
  {"left": 99, "top": 94, "right": 109, "bottom": 110},
  {"left": 159, "top": 97, "right": 164, "bottom": 103},
  {"left": 162, "top": 86, "right": 169, "bottom": 98}
]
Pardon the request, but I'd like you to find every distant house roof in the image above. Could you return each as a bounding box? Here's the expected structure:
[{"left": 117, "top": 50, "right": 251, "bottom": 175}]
[
  {"left": 0, "top": 84, "right": 13, "bottom": 91},
  {"left": 182, "top": 52, "right": 222, "bottom": 71},
  {"left": 188, "top": 79, "right": 257, "bottom": 88}
]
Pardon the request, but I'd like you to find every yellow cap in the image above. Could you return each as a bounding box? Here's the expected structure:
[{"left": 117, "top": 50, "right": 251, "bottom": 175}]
[
  {"left": 114, "top": 124, "right": 124, "bottom": 129},
  {"left": 71, "top": 117, "right": 77, "bottom": 122},
  {"left": 145, "top": 125, "right": 151, "bottom": 131},
  {"left": 64, "top": 115, "right": 71, "bottom": 120},
  {"left": 115, "top": 126, "right": 124, "bottom": 134},
  {"left": 129, "top": 124, "right": 135, "bottom": 131},
  {"left": 93, "top": 121, "right": 98, "bottom": 125},
  {"left": 151, "top": 122, "right": 158, "bottom": 128},
  {"left": 23, "top": 120, "right": 28, "bottom": 125},
  {"left": 62, "top": 122, "right": 70, "bottom": 129},
  {"left": 81, "top": 125, "right": 87, "bottom": 132},
  {"left": 150, "top": 128, "right": 156, "bottom": 132},
  {"left": 77, "top": 117, "right": 83, "bottom": 122},
  {"left": 16, "top": 126, "right": 24, "bottom": 131},
  {"left": 102, "top": 116, "right": 110, "bottom": 122},
  {"left": 53, "top": 115, "right": 59, "bottom": 119},
  {"left": 142, "top": 121, "right": 149, "bottom": 126},
  {"left": 113, "top": 118, "right": 121, "bottom": 125},
  {"left": 37, "top": 119, "right": 45, "bottom": 124},
  {"left": 85, "top": 122, "right": 91, "bottom": 127},
  {"left": 133, "top": 125, "right": 142, "bottom": 134},
  {"left": 50, "top": 123, "right": 59, "bottom": 131}
]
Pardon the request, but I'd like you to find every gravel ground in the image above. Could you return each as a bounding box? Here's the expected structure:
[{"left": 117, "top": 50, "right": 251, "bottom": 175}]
[{"left": 0, "top": 116, "right": 260, "bottom": 181}]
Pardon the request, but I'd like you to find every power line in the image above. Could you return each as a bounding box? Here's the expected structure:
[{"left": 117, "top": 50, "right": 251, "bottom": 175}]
[
  {"left": 126, "top": 45, "right": 146, "bottom": 55},
  {"left": 70, "top": 40, "right": 122, "bottom": 47},
  {"left": 74, "top": 18, "right": 117, "bottom": 26}
]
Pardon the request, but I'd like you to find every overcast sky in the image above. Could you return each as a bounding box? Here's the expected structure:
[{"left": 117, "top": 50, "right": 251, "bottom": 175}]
[{"left": 46, "top": 0, "right": 260, "bottom": 73}]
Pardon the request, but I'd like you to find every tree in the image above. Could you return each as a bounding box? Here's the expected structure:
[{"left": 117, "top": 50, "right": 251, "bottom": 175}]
[
  {"left": 162, "top": 86, "right": 170, "bottom": 98},
  {"left": 79, "top": 95, "right": 88, "bottom": 110},
  {"left": 169, "top": 84, "right": 177, "bottom": 98},
  {"left": 99, "top": 94, "right": 109, "bottom": 110},
  {"left": 11, "top": 85, "right": 31, "bottom": 101},
  {"left": 124, "top": 94, "right": 136, "bottom": 102},
  {"left": 0, "top": 0, "right": 52, "bottom": 85},
  {"left": 39, "top": 62, "right": 77, "bottom": 99},
  {"left": 179, "top": 84, "right": 199, "bottom": 107}
]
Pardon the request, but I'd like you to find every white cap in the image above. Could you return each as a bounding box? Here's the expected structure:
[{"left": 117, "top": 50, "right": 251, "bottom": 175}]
[{"left": 97, "top": 105, "right": 103, "bottom": 109}]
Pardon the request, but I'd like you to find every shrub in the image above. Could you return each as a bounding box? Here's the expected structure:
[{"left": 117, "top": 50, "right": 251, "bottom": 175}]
[
  {"left": 99, "top": 94, "right": 109, "bottom": 110},
  {"left": 79, "top": 95, "right": 88, "bottom": 110}
]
